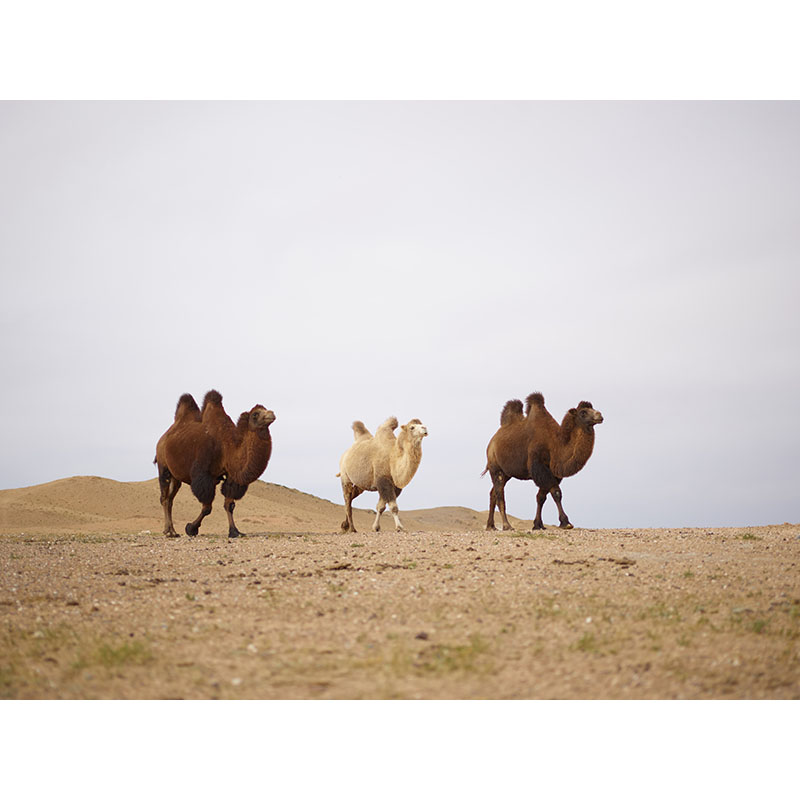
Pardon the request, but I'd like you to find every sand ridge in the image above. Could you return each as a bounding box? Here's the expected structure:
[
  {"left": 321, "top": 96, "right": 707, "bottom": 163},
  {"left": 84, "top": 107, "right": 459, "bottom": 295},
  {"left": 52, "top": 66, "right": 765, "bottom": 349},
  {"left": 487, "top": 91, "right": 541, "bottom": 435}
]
[{"left": 0, "top": 475, "right": 514, "bottom": 536}]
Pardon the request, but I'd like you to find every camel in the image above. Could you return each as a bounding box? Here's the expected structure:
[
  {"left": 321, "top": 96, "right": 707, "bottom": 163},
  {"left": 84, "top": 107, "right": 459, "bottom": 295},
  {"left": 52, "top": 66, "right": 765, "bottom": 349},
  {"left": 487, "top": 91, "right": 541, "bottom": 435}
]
[
  {"left": 483, "top": 392, "right": 603, "bottom": 531},
  {"left": 337, "top": 416, "right": 428, "bottom": 533},
  {"left": 154, "top": 390, "right": 276, "bottom": 538}
]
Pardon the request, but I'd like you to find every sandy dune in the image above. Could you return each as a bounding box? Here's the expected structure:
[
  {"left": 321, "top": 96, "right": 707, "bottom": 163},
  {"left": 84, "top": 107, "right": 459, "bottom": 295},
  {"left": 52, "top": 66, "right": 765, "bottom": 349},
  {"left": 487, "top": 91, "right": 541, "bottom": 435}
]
[{"left": 0, "top": 475, "right": 514, "bottom": 536}]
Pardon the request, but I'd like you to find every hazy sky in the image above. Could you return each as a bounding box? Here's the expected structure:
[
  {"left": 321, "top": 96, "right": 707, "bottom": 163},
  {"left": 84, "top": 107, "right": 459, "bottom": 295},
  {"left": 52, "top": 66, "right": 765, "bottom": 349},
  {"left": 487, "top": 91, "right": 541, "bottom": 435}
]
[{"left": 1, "top": 101, "right": 798, "bottom": 528}]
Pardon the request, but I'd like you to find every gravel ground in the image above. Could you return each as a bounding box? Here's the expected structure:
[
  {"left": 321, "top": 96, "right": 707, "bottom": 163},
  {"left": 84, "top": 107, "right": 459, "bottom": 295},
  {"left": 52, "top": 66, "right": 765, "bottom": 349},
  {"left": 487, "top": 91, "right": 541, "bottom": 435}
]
[{"left": 2, "top": 523, "right": 799, "bottom": 699}]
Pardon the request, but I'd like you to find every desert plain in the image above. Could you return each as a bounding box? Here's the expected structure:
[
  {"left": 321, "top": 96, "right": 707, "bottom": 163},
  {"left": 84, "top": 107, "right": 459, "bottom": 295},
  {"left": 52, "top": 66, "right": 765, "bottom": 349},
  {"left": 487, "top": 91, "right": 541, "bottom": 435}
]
[{"left": 1, "top": 475, "right": 798, "bottom": 700}]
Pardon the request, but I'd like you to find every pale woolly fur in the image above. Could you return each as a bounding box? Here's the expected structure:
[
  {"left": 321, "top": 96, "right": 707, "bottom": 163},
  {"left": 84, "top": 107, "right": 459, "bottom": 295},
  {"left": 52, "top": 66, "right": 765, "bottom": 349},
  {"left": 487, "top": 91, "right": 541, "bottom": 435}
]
[
  {"left": 339, "top": 417, "right": 425, "bottom": 491},
  {"left": 338, "top": 416, "right": 428, "bottom": 533}
]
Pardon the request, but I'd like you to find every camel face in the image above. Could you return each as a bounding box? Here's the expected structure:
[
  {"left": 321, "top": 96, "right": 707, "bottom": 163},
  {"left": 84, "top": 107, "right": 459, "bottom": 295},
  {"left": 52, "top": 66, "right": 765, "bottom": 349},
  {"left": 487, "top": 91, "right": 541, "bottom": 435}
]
[
  {"left": 404, "top": 420, "right": 428, "bottom": 440},
  {"left": 578, "top": 406, "right": 603, "bottom": 427},
  {"left": 249, "top": 405, "right": 276, "bottom": 436}
]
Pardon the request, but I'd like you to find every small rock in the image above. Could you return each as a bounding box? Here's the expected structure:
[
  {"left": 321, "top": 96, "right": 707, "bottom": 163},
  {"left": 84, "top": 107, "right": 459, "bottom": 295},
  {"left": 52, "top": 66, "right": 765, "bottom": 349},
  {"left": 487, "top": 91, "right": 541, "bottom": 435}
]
[
  {"left": 231, "top": 677, "right": 243, "bottom": 686},
  {"left": 415, "top": 632, "right": 429, "bottom": 640}
]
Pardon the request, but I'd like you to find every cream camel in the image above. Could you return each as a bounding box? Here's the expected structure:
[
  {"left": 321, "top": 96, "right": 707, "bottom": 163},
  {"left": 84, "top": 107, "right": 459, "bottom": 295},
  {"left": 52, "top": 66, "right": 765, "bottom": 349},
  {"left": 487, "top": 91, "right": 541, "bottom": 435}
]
[{"left": 337, "top": 416, "right": 428, "bottom": 533}]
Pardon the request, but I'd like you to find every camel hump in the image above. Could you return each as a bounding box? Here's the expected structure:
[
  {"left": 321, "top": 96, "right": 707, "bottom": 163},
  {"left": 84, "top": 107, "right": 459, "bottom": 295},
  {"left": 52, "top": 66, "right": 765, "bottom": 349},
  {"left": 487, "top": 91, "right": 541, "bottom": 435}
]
[
  {"left": 202, "top": 389, "right": 223, "bottom": 409},
  {"left": 175, "top": 393, "right": 201, "bottom": 422},
  {"left": 375, "top": 417, "right": 399, "bottom": 440},
  {"left": 524, "top": 392, "right": 545, "bottom": 416},
  {"left": 500, "top": 399, "right": 524, "bottom": 426},
  {"left": 351, "top": 421, "right": 371, "bottom": 440}
]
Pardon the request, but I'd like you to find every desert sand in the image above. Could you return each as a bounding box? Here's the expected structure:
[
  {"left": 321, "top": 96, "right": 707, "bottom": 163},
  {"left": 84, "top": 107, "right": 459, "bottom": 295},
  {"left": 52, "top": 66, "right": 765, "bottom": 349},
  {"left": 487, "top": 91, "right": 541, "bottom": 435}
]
[{"left": 1, "top": 476, "right": 798, "bottom": 699}]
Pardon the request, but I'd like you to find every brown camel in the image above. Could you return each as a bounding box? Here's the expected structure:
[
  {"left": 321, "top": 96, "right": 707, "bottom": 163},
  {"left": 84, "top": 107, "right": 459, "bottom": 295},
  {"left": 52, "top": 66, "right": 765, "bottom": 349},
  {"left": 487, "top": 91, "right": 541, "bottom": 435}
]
[
  {"left": 154, "top": 390, "right": 276, "bottom": 538},
  {"left": 482, "top": 392, "right": 603, "bottom": 531},
  {"left": 337, "top": 416, "right": 428, "bottom": 533}
]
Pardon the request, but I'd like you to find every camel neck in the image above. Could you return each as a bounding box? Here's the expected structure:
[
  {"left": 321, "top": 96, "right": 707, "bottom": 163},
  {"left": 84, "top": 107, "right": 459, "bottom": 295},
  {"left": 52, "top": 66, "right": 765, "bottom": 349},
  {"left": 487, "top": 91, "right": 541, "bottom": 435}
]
[
  {"left": 554, "top": 426, "right": 594, "bottom": 478},
  {"left": 391, "top": 435, "right": 423, "bottom": 488},
  {"left": 228, "top": 430, "right": 272, "bottom": 485}
]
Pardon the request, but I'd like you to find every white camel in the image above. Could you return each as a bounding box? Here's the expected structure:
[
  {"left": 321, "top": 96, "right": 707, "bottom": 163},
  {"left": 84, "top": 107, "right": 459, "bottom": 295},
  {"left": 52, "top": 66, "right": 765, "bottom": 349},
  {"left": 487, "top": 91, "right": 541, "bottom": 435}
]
[{"left": 337, "top": 416, "right": 428, "bottom": 533}]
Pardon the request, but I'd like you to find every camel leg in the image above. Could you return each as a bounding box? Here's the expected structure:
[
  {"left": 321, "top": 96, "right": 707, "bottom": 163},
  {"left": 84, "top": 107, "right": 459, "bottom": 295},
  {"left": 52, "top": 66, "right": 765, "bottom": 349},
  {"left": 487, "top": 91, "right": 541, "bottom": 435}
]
[
  {"left": 185, "top": 503, "right": 212, "bottom": 537},
  {"left": 341, "top": 482, "right": 362, "bottom": 533},
  {"left": 376, "top": 478, "right": 404, "bottom": 532},
  {"left": 373, "top": 498, "right": 386, "bottom": 532},
  {"left": 549, "top": 485, "right": 573, "bottom": 529},
  {"left": 221, "top": 478, "right": 249, "bottom": 538},
  {"left": 532, "top": 487, "right": 548, "bottom": 530},
  {"left": 163, "top": 478, "right": 181, "bottom": 537},
  {"left": 495, "top": 474, "right": 513, "bottom": 531},
  {"left": 186, "top": 467, "right": 216, "bottom": 537},
  {"left": 388, "top": 499, "right": 404, "bottom": 532},
  {"left": 159, "top": 468, "right": 181, "bottom": 538},
  {"left": 487, "top": 470, "right": 512, "bottom": 531},
  {"left": 486, "top": 469, "right": 511, "bottom": 531},
  {"left": 224, "top": 497, "right": 244, "bottom": 538},
  {"left": 486, "top": 484, "right": 497, "bottom": 531}
]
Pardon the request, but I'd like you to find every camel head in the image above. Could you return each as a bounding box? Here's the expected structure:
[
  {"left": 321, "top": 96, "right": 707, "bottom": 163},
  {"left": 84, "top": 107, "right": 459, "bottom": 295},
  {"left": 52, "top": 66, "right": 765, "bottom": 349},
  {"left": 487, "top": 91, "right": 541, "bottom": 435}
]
[
  {"left": 402, "top": 418, "right": 428, "bottom": 441},
  {"left": 248, "top": 405, "right": 276, "bottom": 438},
  {"left": 574, "top": 401, "right": 603, "bottom": 428}
]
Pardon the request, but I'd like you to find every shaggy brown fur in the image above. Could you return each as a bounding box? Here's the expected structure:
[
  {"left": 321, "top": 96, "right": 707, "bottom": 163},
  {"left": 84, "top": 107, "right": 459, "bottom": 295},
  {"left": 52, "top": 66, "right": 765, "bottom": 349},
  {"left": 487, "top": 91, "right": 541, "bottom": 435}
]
[
  {"left": 337, "top": 416, "right": 428, "bottom": 534},
  {"left": 500, "top": 398, "right": 524, "bottom": 426},
  {"left": 154, "top": 390, "right": 275, "bottom": 538},
  {"left": 483, "top": 391, "right": 603, "bottom": 531}
]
